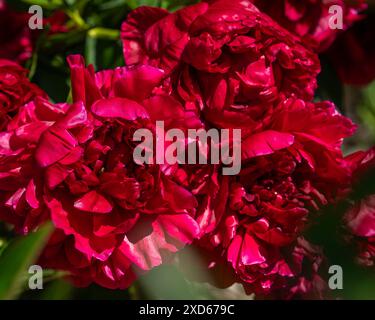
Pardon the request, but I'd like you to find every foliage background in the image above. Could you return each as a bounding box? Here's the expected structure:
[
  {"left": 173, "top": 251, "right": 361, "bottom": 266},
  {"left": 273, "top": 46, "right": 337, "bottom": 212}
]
[{"left": 0, "top": 0, "right": 374, "bottom": 300}]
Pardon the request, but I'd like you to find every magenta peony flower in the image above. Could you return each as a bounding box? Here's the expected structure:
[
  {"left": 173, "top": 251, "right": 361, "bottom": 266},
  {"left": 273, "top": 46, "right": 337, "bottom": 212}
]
[
  {"left": 121, "top": 0, "right": 358, "bottom": 297},
  {"left": 121, "top": 0, "right": 320, "bottom": 131},
  {"left": 274, "top": 238, "right": 328, "bottom": 300},
  {"left": 0, "top": 59, "right": 47, "bottom": 130},
  {"left": 0, "top": 1, "right": 69, "bottom": 63},
  {"left": 345, "top": 148, "right": 375, "bottom": 267},
  {"left": 250, "top": 0, "right": 367, "bottom": 52},
  {"left": 0, "top": 0, "right": 35, "bottom": 62},
  {"left": 174, "top": 97, "right": 355, "bottom": 297},
  {"left": 0, "top": 55, "right": 201, "bottom": 289},
  {"left": 327, "top": 16, "right": 375, "bottom": 86}
]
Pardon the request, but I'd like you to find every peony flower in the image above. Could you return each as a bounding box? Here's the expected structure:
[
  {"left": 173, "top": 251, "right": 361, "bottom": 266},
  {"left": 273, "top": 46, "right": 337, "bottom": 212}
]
[
  {"left": 0, "top": 55, "right": 201, "bottom": 289},
  {"left": 121, "top": 0, "right": 320, "bottom": 135},
  {"left": 0, "top": 0, "right": 35, "bottom": 62},
  {"left": 271, "top": 238, "right": 328, "bottom": 300},
  {"left": 0, "top": 1, "right": 69, "bottom": 63},
  {"left": 121, "top": 0, "right": 357, "bottom": 297},
  {"left": 44, "top": 11, "right": 70, "bottom": 35},
  {"left": 175, "top": 97, "right": 355, "bottom": 297},
  {"left": 250, "top": 0, "right": 367, "bottom": 52},
  {"left": 327, "top": 15, "right": 375, "bottom": 86},
  {"left": 345, "top": 147, "right": 375, "bottom": 267},
  {"left": 0, "top": 59, "right": 47, "bottom": 130}
]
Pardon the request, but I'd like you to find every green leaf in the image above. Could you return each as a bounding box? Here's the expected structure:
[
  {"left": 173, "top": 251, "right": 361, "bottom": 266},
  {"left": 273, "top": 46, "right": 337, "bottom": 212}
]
[
  {"left": 12, "top": 0, "right": 64, "bottom": 10},
  {"left": 0, "top": 223, "right": 53, "bottom": 300},
  {"left": 40, "top": 279, "right": 74, "bottom": 300},
  {"left": 358, "top": 81, "right": 375, "bottom": 142}
]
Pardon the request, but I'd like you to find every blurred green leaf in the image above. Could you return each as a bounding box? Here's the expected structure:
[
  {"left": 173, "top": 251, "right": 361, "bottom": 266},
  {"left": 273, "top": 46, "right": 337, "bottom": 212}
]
[
  {"left": 0, "top": 223, "right": 53, "bottom": 300},
  {"left": 10, "top": 0, "right": 64, "bottom": 10},
  {"left": 358, "top": 81, "right": 375, "bottom": 141},
  {"left": 138, "top": 0, "right": 162, "bottom": 6},
  {"left": 85, "top": 34, "right": 97, "bottom": 68},
  {"left": 40, "top": 279, "right": 74, "bottom": 300},
  {"left": 164, "top": 0, "right": 199, "bottom": 10},
  {"left": 306, "top": 167, "right": 375, "bottom": 300},
  {"left": 135, "top": 264, "right": 197, "bottom": 299}
]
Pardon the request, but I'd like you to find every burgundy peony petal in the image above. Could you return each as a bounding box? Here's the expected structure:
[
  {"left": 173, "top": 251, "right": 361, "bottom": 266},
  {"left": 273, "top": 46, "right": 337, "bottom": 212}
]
[
  {"left": 121, "top": 6, "right": 169, "bottom": 66},
  {"left": 35, "top": 126, "right": 78, "bottom": 167},
  {"left": 161, "top": 177, "right": 198, "bottom": 212},
  {"left": 47, "top": 198, "right": 115, "bottom": 260},
  {"left": 242, "top": 130, "right": 295, "bottom": 159},
  {"left": 227, "top": 234, "right": 242, "bottom": 269},
  {"left": 240, "top": 233, "right": 266, "bottom": 266},
  {"left": 91, "top": 97, "right": 149, "bottom": 120},
  {"left": 74, "top": 190, "right": 113, "bottom": 214},
  {"left": 67, "top": 54, "right": 103, "bottom": 106},
  {"left": 113, "top": 65, "right": 164, "bottom": 102},
  {"left": 120, "top": 224, "right": 177, "bottom": 270},
  {"left": 45, "top": 164, "right": 71, "bottom": 189},
  {"left": 156, "top": 214, "right": 200, "bottom": 244},
  {"left": 25, "top": 179, "right": 39, "bottom": 209}
]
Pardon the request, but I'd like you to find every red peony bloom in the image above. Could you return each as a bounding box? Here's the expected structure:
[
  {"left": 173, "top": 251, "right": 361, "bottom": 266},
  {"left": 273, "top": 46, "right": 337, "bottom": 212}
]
[
  {"left": 250, "top": 0, "right": 367, "bottom": 52},
  {"left": 0, "top": 55, "right": 201, "bottom": 289},
  {"left": 279, "top": 238, "right": 328, "bottom": 300},
  {"left": 345, "top": 148, "right": 375, "bottom": 267},
  {"left": 327, "top": 15, "right": 375, "bottom": 86},
  {"left": 0, "top": 59, "right": 47, "bottom": 130},
  {"left": 0, "top": 1, "right": 69, "bottom": 63},
  {"left": 44, "top": 11, "right": 70, "bottom": 34},
  {"left": 121, "top": 0, "right": 320, "bottom": 132},
  {"left": 0, "top": 0, "right": 34, "bottom": 62},
  {"left": 121, "top": 0, "right": 357, "bottom": 297},
  {"left": 175, "top": 97, "right": 355, "bottom": 297}
]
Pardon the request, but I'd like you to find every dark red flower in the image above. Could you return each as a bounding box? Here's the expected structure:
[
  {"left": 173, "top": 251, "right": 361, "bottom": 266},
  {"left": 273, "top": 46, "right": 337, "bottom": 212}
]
[
  {"left": 121, "top": 0, "right": 357, "bottom": 297},
  {"left": 175, "top": 97, "right": 355, "bottom": 297},
  {"left": 0, "top": 0, "right": 34, "bottom": 62},
  {"left": 0, "top": 1, "right": 69, "bottom": 63},
  {"left": 327, "top": 15, "right": 375, "bottom": 86},
  {"left": 270, "top": 238, "right": 328, "bottom": 300},
  {"left": 250, "top": 0, "right": 367, "bottom": 52},
  {"left": 0, "top": 59, "right": 47, "bottom": 130},
  {"left": 0, "top": 55, "right": 201, "bottom": 289},
  {"left": 345, "top": 147, "right": 375, "bottom": 267},
  {"left": 45, "top": 11, "right": 70, "bottom": 34},
  {"left": 121, "top": 0, "right": 320, "bottom": 134}
]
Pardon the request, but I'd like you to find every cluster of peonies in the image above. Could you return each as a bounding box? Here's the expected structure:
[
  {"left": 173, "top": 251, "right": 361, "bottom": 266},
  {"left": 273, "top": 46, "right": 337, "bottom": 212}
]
[
  {"left": 247, "top": 0, "right": 374, "bottom": 86},
  {"left": 0, "top": 0, "right": 372, "bottom": 299},
  {"left": 0, "top": 55, "right": 203, "bottom": 288},
  {"left": 249, "top": 0, "right": 367, "bottom": 52},
  {"left": 0, "top": 59, "right": 47, "bottom": 130},
  {"left": 121, "top": 0, "right": 356, "bottom": 297}
]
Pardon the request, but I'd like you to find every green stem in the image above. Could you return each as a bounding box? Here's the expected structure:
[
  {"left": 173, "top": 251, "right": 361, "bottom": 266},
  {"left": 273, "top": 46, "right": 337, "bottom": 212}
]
[
  {"left": 85, "top": 35, "right": 97, "bottom": 69},
  {"left": 66, "top": 9, "right": 87, "bottom": 28},
  {"left": 87, "top": 27, "right": 120, "bottom": 40}
]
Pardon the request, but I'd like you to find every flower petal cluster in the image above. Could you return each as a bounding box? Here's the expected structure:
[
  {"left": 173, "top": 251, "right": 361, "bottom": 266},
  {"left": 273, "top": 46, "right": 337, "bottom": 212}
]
[
  {"left": 0, "top": 55, "right": 200, "bottom": 288},
  {"left": 250, "top": 0, "right": 367, "bottom": 52}
]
